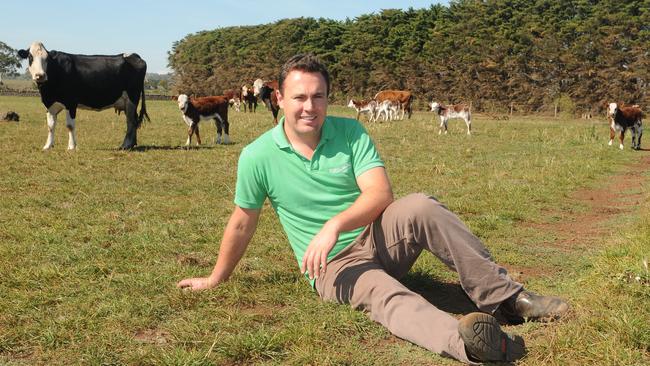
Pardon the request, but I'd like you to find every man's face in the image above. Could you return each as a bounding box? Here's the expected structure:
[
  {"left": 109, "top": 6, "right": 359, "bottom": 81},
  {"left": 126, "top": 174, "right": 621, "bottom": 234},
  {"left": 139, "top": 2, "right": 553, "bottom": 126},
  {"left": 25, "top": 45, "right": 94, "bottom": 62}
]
[{"left": 277, "top": 70, "right": 328, "bottom": 137}]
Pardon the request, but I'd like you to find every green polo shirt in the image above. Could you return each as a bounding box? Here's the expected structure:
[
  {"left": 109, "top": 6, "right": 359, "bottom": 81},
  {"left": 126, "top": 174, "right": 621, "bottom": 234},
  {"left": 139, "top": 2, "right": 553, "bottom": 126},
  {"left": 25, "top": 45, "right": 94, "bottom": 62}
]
[{"left": 234, "top": 115, "right": 384, "bottom": 285}]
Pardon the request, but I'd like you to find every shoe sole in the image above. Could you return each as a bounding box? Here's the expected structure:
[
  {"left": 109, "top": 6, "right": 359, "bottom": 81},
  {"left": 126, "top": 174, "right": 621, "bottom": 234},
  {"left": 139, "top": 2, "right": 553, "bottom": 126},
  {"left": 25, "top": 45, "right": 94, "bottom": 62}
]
[{"left": 459, "top": 312, "right": 526, "bottom": 362}]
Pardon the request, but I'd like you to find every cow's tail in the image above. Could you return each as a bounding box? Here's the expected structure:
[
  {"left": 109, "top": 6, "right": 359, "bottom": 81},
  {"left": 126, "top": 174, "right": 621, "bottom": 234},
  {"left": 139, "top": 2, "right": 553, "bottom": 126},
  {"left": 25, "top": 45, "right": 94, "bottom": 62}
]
[{"left": 137, "top": 88, "right": 150, "bottom": 128}]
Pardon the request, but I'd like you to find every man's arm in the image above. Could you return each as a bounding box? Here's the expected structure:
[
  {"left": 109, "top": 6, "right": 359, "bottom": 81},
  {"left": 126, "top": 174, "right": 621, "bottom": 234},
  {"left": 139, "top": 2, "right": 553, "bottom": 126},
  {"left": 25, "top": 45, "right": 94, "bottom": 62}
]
[
  {"left": 301, "top": 166, "right": 393, "bottom": 279},
  {"left": 177, "top": 206, "right": 261, "bottom": 290}
]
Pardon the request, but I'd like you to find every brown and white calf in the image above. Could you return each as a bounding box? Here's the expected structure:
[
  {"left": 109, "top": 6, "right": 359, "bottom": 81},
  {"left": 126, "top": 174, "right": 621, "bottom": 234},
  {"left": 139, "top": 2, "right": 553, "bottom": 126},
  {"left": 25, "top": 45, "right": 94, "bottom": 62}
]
[
  {"left": 240, "top": 85, "right": 258, "bottom": 113},
  {"left": 429, "top": 101, "right": 472, "bottom": 135},
  {"left": 177, "top": 94, "right": 230, "bottom": 146},
  {"left": 608, "top": 102, "right": 643, "bottom": 150},
  {"left": 347, "top": 99, "right": 377, "bottom": 121},
  {"left": 253, "top": 79, "right": 280, "bottom": 124},
  {"left": 374, "top": 90, "right": 413, "bottom": 120}
]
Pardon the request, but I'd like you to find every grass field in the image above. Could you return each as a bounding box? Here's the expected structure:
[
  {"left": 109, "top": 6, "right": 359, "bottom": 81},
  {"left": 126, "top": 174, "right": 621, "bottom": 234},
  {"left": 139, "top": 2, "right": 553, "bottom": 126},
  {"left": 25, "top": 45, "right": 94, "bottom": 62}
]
[
  {"left": 0, "top": 96, "right": 648, "bottom": 365},
  {"left": 0, "top": 79, "right": 36, "bottom": 91}
]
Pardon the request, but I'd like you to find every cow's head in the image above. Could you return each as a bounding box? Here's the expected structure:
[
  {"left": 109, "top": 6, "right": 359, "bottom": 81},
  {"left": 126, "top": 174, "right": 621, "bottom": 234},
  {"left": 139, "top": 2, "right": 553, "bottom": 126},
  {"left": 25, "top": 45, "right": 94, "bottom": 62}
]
[
  {"left": 177, "top": 94, "right": 190, "bottom": 112},
  {"left": 430, "top": 101, "right": 441, "bottom": 112},
  {"left": 608, "top": 102, "right": 618, "bottom": 117},
  {"left": 253, "top": 78, "right": 264, "bottom": 97},
  {"left": 347, "top": 99, "right": 355, "bottom": 108},
  {"left": 17, "top": 42, "right": 49, "bottom": 84}
]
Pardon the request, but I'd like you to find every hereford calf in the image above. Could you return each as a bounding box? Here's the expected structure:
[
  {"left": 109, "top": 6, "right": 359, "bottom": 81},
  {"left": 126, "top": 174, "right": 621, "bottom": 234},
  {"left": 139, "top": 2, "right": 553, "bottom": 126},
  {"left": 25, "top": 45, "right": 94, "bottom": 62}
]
[
  {"left": 430, "top": 101, "right": 472, "bottom": 135},
  {"left": 253, "top": 79, "right": 280, "bottom": 124},
  {"left": 177, "top": 94, "right": 230, "bottom": 146},
  {"left": 347, "top": 99, "right": 377, "bottom": 122},
  {"left": 240, "top": 85, "right": 257, "bottom": 113},
  {"left": 608, "top": 102, "right": 643, "bottom": 150}
]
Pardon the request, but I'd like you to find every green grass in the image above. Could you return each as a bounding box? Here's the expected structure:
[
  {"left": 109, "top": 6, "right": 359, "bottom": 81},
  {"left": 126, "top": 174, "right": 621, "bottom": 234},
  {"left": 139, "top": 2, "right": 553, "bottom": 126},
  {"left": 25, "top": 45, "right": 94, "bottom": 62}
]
[{"left": 0, "top": 96, "right": 648, "bottom": 365}]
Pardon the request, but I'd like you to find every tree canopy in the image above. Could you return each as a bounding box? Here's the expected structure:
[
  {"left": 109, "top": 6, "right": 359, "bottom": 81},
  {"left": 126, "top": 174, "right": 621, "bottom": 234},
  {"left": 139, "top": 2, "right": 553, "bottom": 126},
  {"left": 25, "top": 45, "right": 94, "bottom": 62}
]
[
  {"left": 168, "top": 0, "right": 649, "bottom": 114},
  {"left": 0, "top": 41, "right": 21, "bottom": 79}
]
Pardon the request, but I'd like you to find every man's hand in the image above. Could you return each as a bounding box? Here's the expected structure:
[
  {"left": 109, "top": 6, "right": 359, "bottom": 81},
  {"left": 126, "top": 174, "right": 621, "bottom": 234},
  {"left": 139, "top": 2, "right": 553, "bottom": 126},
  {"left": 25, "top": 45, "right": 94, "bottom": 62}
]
[
  {"left": 301, "top": 221, "right": 340, "bottom": 280},
  {"left": 176, "top": 277, "right": 218, "bottom": 291}
]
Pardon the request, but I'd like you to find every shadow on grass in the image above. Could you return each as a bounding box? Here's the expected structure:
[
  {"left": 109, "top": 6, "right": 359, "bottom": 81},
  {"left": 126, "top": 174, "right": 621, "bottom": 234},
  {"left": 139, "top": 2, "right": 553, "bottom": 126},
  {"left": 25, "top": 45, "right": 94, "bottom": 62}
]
[
  {"left": 99, "top": 143, "right": 240, "bottom": 152},
  {"left": 401, "top": 271, "right": 480, "bottom": 315}
]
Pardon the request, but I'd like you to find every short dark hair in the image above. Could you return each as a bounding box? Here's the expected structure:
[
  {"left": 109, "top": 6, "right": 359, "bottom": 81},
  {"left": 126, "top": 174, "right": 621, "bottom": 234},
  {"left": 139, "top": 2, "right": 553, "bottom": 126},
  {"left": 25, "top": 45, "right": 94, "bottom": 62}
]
[{"left": 278, "top": 54, "right": 330, "bottom": 96}]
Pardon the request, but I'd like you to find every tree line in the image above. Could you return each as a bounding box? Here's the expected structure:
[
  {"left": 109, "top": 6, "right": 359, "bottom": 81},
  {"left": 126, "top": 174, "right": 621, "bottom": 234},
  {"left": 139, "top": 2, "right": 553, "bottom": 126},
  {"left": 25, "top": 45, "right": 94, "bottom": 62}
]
[{"left": 169, "top": 0, "right": 649, "bottom": 115}]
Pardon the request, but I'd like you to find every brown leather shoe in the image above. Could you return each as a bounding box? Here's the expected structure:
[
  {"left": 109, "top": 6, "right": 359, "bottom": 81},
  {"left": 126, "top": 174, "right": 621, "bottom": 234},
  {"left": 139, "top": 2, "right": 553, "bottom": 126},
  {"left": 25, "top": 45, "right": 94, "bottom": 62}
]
[
  {"left": 459, "top": 312, "right": 526, "bottom": 363},
  {"left": 499, "top": 290, "right": 569, "bottom": 324}
]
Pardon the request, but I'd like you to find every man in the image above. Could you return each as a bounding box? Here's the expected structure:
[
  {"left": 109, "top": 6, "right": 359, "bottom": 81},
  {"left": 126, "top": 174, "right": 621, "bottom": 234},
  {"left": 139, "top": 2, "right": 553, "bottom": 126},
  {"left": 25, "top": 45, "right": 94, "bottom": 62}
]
[{"left": 177, "top": 54, "right": 568, "bottom": 364}]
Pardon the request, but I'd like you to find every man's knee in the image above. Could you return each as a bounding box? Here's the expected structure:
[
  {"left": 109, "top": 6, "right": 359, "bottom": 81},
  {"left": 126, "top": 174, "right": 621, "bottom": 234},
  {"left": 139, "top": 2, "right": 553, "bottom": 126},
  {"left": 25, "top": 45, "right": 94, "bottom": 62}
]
[{"left": 390, "top": 193, "right": 446, "bottom": 220}]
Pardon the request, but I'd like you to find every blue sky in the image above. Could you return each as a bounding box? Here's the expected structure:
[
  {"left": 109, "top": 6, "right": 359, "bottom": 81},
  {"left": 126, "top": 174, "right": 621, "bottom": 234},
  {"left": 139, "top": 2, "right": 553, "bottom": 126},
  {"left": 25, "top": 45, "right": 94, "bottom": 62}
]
[{"left": 2, "top": 0, "right": 446, "bottom": 74}]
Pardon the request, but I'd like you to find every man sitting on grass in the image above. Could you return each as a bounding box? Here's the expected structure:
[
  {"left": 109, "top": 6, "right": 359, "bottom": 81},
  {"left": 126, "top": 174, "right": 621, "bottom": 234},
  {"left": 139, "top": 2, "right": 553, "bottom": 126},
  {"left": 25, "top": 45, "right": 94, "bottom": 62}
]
[{"left": 177, "top": 53, "right": 568, "bottom": 364}]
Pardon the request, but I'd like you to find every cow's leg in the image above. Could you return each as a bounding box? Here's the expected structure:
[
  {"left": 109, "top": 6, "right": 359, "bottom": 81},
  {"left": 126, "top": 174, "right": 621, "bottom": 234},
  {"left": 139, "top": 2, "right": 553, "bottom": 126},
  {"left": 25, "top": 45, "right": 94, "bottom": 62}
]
[
  {"left": 272, "top": 105, "right": 279, "bottom": 125},
  {"left": 43, "top": 104, "right": 63, "bottom": 150},
  {"left": 465, "top": 116, "right": 472, "bottom": 135},
  {"left": 121, "top": 99, "right": 138, "bottom": 149},
  {"left": 608, "top": 124, "right": 616, "bottom": 146},
  {"left": 185, "top": 125, "right": 192, "bottom": 146},
  {"left": 619, "top": 130, "right": 625, "bottom": 150},
  {"left": 637, "top": 122, "right": 643, "bottom": 150},
  {"left": 194, "top": 124, "right": 202, "bottom": 145},
  {"left": 438, "top": 117, "right": 445, "bottom": 135},
  {"left": 182, "top": 115, "right": 194, "bottom": 146},
  {"left": 632, "top": 123, "right": 642, "bottom": 150},
  {"left": 65, "top": 109, "right": 78, "bottom": 150},
  {"left": 214, "top": 118, "right": 222, "bottom": 144},
  {"left": 221, "top": 115, "right": 230, "bottom": 144}
]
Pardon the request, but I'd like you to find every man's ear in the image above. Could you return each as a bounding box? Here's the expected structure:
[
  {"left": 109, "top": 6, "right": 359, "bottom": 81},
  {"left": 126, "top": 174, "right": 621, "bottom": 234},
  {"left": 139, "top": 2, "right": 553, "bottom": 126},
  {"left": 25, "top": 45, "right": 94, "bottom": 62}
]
[
  {"left": 17, "top": 49, "right": 29, "bottom": 59},
  {"left": 275, "top": 89, "right": 284, "bottom": 109}
]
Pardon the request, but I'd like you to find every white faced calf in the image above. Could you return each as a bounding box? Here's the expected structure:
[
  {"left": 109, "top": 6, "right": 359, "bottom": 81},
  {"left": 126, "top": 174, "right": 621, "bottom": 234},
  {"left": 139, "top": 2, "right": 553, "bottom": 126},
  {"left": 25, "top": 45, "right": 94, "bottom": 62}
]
[
  {"left": 607, "top": 102, "right": 643, "bottom": 150},
  {"left": 347, "top": 99, "right": 377, "bottom": 122},
  {"left": 375, "top": 100, "right": 399, "bottom": 122},
  {"left": 177, "top": 94, "right": 230, "bottom": 146},
  {"left": 430, "top": 101, "right": 471, "bottom": 135}
]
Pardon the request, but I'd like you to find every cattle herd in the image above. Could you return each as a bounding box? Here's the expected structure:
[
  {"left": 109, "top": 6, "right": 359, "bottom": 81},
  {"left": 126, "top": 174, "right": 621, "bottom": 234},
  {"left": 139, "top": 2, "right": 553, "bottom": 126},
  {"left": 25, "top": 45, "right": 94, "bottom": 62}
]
[{"left": 14, "top": 41, "right": 646, "bottom": 151}]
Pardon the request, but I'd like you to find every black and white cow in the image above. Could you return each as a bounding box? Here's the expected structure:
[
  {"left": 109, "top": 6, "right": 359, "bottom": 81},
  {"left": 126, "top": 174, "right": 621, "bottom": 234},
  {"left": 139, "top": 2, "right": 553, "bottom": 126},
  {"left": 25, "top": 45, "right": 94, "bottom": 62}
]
[
  {"left": 608, "top": 102, "right": 643, "bottom": 150},
  {"left": 17, "top": 42, "right": 149, "bottom": 150}
]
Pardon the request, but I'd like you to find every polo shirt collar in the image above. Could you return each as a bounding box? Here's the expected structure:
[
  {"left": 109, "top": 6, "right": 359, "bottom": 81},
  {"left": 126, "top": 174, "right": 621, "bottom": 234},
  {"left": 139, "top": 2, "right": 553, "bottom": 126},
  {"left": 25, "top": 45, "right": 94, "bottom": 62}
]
[{"left": 272, "top": 116, "right": 334, "bottom": 150}]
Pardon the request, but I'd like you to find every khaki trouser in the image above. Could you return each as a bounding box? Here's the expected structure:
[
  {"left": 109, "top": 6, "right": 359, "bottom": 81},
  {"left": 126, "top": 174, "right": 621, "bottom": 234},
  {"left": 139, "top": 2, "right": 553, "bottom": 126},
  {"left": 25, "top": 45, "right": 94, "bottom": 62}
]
[{"left": 315, "top": 193, "right": 523, "bottom": 364}]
